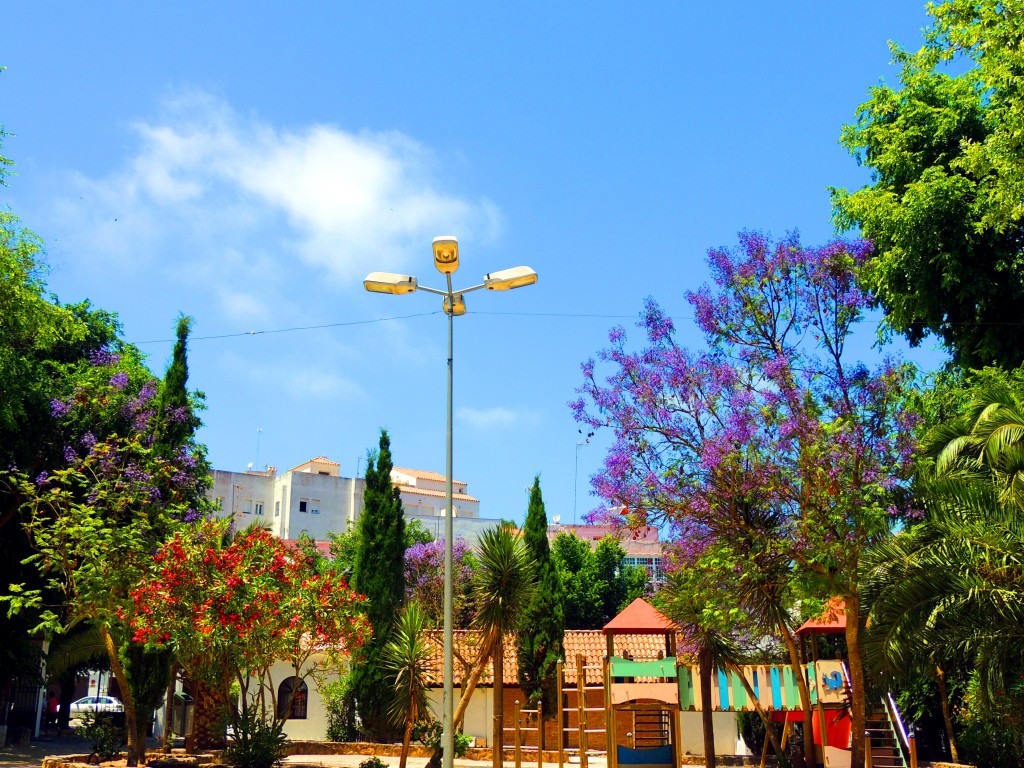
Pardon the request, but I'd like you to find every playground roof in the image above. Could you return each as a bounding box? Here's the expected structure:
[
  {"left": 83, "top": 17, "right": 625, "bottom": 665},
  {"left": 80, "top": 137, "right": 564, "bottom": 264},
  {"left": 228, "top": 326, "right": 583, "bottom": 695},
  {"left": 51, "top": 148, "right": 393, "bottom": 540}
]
[
  {"left": 603, "top": 598, "right": 677, "bottom": 635},
  {"left": 421, "top": 629, "right": 688, "bottom": 686},
  {"left": 795, "top": 598, "right": 847, "bottom": 635}
]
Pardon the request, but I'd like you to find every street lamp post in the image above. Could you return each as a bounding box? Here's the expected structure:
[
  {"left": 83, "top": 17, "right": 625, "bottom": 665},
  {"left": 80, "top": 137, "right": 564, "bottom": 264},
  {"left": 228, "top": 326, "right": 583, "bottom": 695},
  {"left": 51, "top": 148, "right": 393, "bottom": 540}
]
[{"left": 364, "top": 236, "right": 537, "bottom": 768}]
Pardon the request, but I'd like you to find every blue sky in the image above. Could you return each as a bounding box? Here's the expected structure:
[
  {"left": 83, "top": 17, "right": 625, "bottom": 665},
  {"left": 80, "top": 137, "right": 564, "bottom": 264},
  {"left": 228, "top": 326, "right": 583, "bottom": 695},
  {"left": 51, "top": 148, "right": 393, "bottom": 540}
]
[{"left": 3, "top": 3, "right": 945, "bottom": 527}]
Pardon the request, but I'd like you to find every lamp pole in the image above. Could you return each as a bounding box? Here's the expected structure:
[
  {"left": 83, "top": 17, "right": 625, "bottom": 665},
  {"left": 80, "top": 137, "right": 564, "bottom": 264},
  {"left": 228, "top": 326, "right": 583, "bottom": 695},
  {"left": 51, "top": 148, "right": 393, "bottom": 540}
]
[
  {"left": 364, "top": 238, "right": 537, "bottom": 768},
  {"left": 443, "top": 270, "right": 455, "bottom": 768}
]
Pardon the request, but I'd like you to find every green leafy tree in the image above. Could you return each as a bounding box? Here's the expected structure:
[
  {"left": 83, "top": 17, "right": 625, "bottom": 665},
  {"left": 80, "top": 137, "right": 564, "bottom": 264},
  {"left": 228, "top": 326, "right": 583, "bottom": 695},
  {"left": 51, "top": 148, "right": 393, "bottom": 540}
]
[
  {"left": 551, "top": 532, "right": 648, "bottom": 629},
  {"left": 516, "top": 477, "right": 564, "bottom": 725},
  {"left": 831, "top": 1, "right": 1024, "bottom": 368},
  {"left": 126, "top": 314, "right": 208, "bottom": 755},
  {"left": 351, "top": 429, "right": 407, "bottom": 740}
]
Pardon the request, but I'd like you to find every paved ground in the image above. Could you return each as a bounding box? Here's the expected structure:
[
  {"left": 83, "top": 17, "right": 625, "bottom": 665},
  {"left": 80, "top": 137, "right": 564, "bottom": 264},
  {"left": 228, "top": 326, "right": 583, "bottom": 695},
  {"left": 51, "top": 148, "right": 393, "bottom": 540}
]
[
  {"left": 0, "top": 734, "right": 576, "bottom": 768},
  {"left": 0, "top": 731, "right": 91, "bottom": 768}
]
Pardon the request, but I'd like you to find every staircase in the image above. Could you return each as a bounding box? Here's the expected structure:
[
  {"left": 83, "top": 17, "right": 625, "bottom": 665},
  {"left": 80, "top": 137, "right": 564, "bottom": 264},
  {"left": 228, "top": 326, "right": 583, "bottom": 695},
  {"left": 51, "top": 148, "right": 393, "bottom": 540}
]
[
  {"left": 865, "top": 707, "right": 907, "bottom": 768},
  {"left": 632, "top": 710, "right": 670, "bottom": 747}
]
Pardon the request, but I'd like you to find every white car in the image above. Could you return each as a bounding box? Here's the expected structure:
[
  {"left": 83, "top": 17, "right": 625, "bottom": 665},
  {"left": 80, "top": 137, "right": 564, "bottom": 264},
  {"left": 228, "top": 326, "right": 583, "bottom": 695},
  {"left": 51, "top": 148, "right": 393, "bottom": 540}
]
[{"left": 67, "top": 695, "right": 125, "bottom": 719}]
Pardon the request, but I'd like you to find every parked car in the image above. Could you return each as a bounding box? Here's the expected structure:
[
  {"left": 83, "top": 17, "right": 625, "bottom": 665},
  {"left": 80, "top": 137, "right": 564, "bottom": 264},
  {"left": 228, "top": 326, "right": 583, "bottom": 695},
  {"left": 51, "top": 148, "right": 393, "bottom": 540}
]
[{"left": 67, "top": 695, "right": 124, "bottom": 719}]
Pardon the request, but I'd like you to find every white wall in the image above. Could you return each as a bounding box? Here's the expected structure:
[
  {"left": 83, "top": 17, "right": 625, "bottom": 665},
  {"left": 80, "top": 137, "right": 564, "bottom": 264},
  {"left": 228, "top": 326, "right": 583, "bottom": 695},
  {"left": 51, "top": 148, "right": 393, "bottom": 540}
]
[{"left": 678, "top": 711, "right": 749, "bottom": 757}]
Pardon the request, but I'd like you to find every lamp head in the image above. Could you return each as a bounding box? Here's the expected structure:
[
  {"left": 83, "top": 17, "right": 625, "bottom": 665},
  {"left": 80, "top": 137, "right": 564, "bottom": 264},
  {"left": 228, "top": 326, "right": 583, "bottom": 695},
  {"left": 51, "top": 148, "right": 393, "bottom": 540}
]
[
  {"left": 433, "top": 235, "right": 460, "bottom": 275},
  {"left": 443, "top": 293, "right": 467, "bottom": 316},
  {"left": 364, "top": 272, "right": 418, "bottom": 294},
  {"left": 484, "top": 265, "right": 538, "bottom": 290}
]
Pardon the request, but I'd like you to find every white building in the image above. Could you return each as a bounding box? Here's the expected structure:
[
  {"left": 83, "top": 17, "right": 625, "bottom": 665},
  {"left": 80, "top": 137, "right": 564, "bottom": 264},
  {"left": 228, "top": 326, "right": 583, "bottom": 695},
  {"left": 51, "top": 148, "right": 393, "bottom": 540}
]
[{"left": 210, "top": 456, "right": 500, "bottom": 544}]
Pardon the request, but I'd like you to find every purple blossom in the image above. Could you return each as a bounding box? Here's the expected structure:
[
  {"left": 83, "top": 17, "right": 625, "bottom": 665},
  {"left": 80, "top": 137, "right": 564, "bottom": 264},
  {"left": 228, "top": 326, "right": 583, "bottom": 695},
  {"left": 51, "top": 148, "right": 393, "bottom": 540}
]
[
  {"left": 109, "top": 372, "right": 130, "bottom": 391},
  {"left": 63, "top": 445, "right": 78, "bottom": 463},
  {"left": 35, "top": 472, "right": 49, "bottom": 487},
  {"left": 88, "top": 348, "right": 122, "bottom": 367},
  {"left": 51, "top": 399, "right": 72, "bottom": 418}
]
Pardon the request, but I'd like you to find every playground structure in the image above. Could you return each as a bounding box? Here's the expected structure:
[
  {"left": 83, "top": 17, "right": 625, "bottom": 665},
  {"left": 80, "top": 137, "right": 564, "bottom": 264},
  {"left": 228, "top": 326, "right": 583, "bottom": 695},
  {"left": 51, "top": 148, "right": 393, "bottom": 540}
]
[{"left": 504, "top": 599, "right": 898, "bottom": 768}]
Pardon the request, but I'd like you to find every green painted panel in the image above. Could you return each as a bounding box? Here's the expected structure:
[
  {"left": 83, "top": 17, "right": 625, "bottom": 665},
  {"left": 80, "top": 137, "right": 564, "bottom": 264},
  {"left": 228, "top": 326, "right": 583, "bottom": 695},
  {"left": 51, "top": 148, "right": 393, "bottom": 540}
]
[
  {"left": 678, "top": 666, "right": 695, "bottom": 710},
  {"left": 807, "top": 664, "right": 818, "bottom": 705},
  {"left": 782, "top": 666, "right": 799, "bottom": 709},
  {"left": 730, "top": 671, "right": 747, "bottom": 710},
  {"left": 609, "top": 657, "right": 677, "bottom": 678}
]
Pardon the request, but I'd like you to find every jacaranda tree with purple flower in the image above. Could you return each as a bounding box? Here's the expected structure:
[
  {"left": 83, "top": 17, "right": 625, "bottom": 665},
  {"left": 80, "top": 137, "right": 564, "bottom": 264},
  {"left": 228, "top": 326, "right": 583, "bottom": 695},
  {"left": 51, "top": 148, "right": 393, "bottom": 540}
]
[
  {"left": 2, "top": 345, "right": 211, "bottom": 766},
  {"left": 573, "top": 231, "right": 918, "bottom": 768},
  {"left": 404, "top": 537, "right": 476, "bottom": 629}
]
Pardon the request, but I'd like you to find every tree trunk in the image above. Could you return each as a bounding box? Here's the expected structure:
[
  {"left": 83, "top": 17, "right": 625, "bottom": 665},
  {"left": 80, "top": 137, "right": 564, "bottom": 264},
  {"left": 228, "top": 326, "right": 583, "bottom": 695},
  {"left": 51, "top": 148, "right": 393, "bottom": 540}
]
[
  {"left": 778, "top": 619, "right": 815, "bottom": 768},
  {"left": 698, "top": 645, "right": 716, "bottom": 768},
  {"left": 844, "top": 594, "right": 866, "bottom": 768},
  {"left": 935, "top": 665, "right": 959, "bottom": 763},
  {"left": 185, "top": 677, "right": 229, "bottom": 752},
  {"left": 99, "top": 625, "right": 143, "bottom": 766},
  {"left": 493, "top": 634, "right": 505, "bottom": 768},
  {"left": 453, "top": 630, "right": 497, "bottom": 730},
  {"left": 400, "top": 712, "right": 415, "bottom": 768}
]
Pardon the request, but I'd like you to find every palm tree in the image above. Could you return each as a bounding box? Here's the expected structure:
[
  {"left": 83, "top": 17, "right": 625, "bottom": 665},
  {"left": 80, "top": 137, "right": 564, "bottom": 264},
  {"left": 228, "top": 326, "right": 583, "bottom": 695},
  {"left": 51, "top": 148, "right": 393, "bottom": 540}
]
[
  {"left": 862, "top": 472, "right": 1024, "bottom": 725},
  {"left": 472, "top": 524, "right": 537, "bottom": 768},
  {"left": 863, "top": 382, "right": 1024, "bottom": 751},
  {"left": 383, "top": 604, "right": 435, "bottom": 768}
]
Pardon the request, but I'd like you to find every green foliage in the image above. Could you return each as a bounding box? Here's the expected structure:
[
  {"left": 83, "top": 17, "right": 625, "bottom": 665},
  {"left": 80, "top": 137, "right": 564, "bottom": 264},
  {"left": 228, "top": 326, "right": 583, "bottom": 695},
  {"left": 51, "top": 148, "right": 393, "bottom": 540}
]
[
  {"left": 831, "top": 1, "right": 1024, "bottom": 368},
  {"left": 552, "top": 532, "right": 648, "bottom": 629},
  {"left": 412, "top": 719, "right": 472, "bottom": 757},
  {"left": 223, "top": 707, "right": 287, "bottom": 768},
  {"left": 405, "top": 518, "right": 433, "bottom": 547},
  {"left": 78, "top": 711, "right": 127, "bottom": 762},
  {"left": 321, "top": 675, "right": 359, "bottom": 742},
  {"left": 351, "top": 429, "right": 407, "bottom": 740},
  {"left": 382, "top": 604, "right": 434, "bottom": 730},
  {"left": 358, "top": 757, "right": 390, "bottom": 768},
  {"left": 473, "top": 524, "right": 536, "bottom": 636},
  {"left": 516, "top": 477, "right": 564, "bottom": 713}
]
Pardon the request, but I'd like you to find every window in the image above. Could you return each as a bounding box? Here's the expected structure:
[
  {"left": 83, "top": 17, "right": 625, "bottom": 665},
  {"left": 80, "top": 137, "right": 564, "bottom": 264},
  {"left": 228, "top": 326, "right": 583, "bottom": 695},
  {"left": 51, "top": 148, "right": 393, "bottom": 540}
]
[
  {"left": 299, "top": 499, "right": 308, "bottom": 513},
  {"left": 254, "top": 502, "right": 264, "bottom": 516},
  {"left": 277, "top": 677, "right": 308, "bottom": 720},
  {"left": 310, "top": 498, "right": 320, "bottom": 515},
  {"left": 274, "top": 501, "right": 280, "bottom": 517},
  {"left": 242, "top": 500, "right": 252, "bottom": 515},
  {"left": 318, "top": 471, "right": 329, "bottom": 476}
]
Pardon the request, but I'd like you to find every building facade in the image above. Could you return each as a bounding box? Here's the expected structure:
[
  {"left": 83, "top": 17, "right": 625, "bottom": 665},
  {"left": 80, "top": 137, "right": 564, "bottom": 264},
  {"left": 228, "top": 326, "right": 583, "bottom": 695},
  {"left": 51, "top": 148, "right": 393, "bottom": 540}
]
[{"left": 210, "top": 456, "right": 498, "bottom": 544}]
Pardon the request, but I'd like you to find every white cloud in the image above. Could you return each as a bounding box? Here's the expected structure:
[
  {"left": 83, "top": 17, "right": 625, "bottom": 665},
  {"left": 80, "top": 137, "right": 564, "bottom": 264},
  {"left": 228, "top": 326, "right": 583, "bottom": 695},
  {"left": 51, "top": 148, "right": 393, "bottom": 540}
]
[
  {"left": 47, "top": 89, "right": 504, "bottom": 293},
  {"left": 456, "top": 405, "right": 539, "bottom": 430}
]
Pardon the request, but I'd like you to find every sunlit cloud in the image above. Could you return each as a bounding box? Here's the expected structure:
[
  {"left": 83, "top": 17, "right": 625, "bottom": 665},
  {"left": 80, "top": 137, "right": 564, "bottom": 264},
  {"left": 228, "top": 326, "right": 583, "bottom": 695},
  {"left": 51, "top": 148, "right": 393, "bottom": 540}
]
[{"left": 46, "top": 89, "right": 503, "bottom": 297}]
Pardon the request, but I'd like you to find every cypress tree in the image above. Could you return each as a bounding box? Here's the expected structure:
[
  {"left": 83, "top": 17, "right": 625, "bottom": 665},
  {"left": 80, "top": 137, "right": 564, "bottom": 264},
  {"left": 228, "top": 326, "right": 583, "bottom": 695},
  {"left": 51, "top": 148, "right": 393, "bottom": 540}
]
[
  {"left": 351, "top": 429, "right": 407, "bottom": 739},
  {"left": 516, "top": 476, "right": 564, "bottom": 728}
]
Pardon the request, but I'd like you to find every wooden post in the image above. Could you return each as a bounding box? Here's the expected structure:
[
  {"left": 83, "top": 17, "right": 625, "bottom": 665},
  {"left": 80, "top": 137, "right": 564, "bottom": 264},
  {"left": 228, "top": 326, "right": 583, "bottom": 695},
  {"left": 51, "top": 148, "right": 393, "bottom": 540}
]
[
  {"left": 605, "top": 657, "right": 617, "bottom": 768},
  {"left": 556, "top": 660, "right": 564, "bottom": 768},
  {"left": 864, "top": 731, "right": 873, "bottom": 768},
  {"left": 909, "top": 733, "right": 918, "bottom": 768},
  {"left": 515, "top": 699, "right": 522, "bottom": 768},
  {"left": 576, "top": 655, "right": 588, "bottom": 768},
  {"left": 537, "top": 701, "right": 544, "bottom": 768}
]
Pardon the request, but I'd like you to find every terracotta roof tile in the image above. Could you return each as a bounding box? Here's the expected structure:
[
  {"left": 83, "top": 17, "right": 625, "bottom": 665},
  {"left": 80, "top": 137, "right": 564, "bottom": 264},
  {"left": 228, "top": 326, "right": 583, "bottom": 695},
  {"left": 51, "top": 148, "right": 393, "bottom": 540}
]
[
  {"left": 603, "top": 598, "right": 676, "bottom": 634},
  {"left": 396, "top": 485, "right": 480, "bottom": 503},
  {"left": 422, "top": 629, "right": 686, "bottom": 687},
  {"left": 393, "top": 467, "right": 467, "bottom": 485}
]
